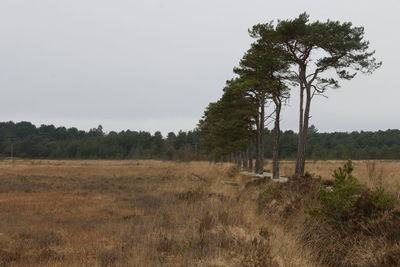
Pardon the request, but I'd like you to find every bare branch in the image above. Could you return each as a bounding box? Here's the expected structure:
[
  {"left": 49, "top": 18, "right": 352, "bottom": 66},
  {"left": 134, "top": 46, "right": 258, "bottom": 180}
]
[{"left": 264, "top": 110, "right": 276, "bottom": 123}]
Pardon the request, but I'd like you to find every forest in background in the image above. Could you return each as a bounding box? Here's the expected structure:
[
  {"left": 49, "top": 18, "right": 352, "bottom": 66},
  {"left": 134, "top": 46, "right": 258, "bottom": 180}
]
[{"left": 0, "top": 121, "right": 399, "bottom": 160}]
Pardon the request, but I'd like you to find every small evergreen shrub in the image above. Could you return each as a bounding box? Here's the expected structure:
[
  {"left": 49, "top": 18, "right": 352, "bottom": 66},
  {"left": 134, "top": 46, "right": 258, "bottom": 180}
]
[
  {"left": 257, "top": 185, "right": 278, "bottom": 211},
  {"left": 226, "top": 166, "right": 240, "bottom": 178},
  {"left": 310, "top": 160, "right": 396, "bottom": 222},
  {"left": 304, "top": 208, "right": 320, "bottom": 216},
  {"left": 319, "top": 160, "right": 362, "bottom": 220},
  {"left": 371, "top": 186, "right": 396, "bottom": 217}
]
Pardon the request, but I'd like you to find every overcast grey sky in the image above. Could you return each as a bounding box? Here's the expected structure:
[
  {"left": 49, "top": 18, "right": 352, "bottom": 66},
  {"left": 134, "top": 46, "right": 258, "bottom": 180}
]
[{"left": 0, "top": 0, "right": 398, "bottom": 134}]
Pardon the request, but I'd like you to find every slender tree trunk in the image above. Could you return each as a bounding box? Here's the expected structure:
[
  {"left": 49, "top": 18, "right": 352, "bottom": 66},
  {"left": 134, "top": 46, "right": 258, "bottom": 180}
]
[
  {"left": 256, "top": 98, "right": 265, "bottom": 174},
  {"left": 260, "top": 102, "right": 265, "bottom": 173},
  {"left": 301, "top": 88, "right": 312, "bottom": 173},
  {"left": 295, "top": 83, "right": 305, "bottom": 177},
  {"left": 255, "top": 149, "right": 260, "bottom": 171},
  {"left": 254, "top": 111, "right": 261, "bottom": 173},
  {"left": 242, "top": 151, "right": 248, "bottom": 169},
  {"left": 295, "top": 62, "right": 317, "bottom": 177},
  {"left": 236, "top": 152, "right": 242, "bottom": 168},
  {"left": 256, "top": 131, "right": 263, "bottom": 173},
  {"left": 295, "top": 83, "right": 312, "bottom": 177},
  {"left": 272, "top": 97, "right": 281, "bottom": 179},
  {"left": 248, "top": 148, "right": 253, "bottom": 171}
]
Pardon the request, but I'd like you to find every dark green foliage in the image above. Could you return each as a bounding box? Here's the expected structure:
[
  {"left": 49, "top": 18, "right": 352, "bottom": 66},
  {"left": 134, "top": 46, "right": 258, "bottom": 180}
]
[
  {"left": 1, "top": 121, "right": 400, "bottom": 160},
  {"left": 310, "top": 160, "right": 396, "bottom": 222},
  {"left": 250, "top": 13, "right": 381, "bottom": 177},
  {"left": 264, "top": 128, "right": 400, "bottom": 160},
  {"left": 198, "top": 79, "right": 256, "bottom": 160},
  {"left": 371, "top": 186, "right": 396, "bottom": 217},
  {"left": 0, "top": 121, "right": 201, "bottom": 160},
  {"left": 304, "top": 208, "right": 320, "bottom": 216},
  {"left": 319, "top": 160, "right": 362, "bottom": 220},
  {"left": 257, "top": 185, "right": 279, "bottom": 211},
  {"left": 251, "top": 12, "right": 381, "bottom": 94},
  {"left": 226, "top": 166, "right": 240, "bottom": 178}
]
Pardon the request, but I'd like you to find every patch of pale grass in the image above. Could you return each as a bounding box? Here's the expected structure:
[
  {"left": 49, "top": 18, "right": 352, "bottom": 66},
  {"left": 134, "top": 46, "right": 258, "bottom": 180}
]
[{"left": 270, "top": 159, "right": 400, "bottom": 194}]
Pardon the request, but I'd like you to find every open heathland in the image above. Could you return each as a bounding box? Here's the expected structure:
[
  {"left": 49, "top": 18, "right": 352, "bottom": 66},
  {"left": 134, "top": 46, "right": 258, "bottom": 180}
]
[{"left": 0, "top": 159, "right": 399, "bottom": 266}]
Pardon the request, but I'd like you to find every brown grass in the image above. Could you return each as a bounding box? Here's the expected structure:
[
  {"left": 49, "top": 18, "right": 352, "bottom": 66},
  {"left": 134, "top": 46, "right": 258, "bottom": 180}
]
[
  {"left": 0, "top": 160, "right": 284, "bottom": 266},
  {"left": 261, "top": 160, "right": 400, "bottom": 267},
  {"left": 275, "top": 160, "right": 400, "bottom": 193},
  {"left": 0, "top": 159, "right": 399, "bottom": 266}
]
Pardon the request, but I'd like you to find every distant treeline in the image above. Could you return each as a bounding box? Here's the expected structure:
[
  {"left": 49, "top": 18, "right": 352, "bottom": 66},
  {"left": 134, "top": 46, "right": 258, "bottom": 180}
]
[
  {"left": 264, "top": 127, "right": 400, "bottom": 160},
  {"left": 0, "top": 121, "right": 200, "bottom": 160},
  {"left": 0, "top": 121, "right": 399, "bottom": 160}
]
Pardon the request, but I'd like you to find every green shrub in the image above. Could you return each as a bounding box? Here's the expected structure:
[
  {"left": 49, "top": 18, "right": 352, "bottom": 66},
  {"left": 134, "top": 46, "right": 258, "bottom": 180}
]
[
  {"left": 304, "top": 208, "right": 320, "bottom": 216},
  {"left": 319, "top": 160, "right": 362, "bottom": 221},
  {"left": 257, "top": 185, "right": 278, "bottom": 210},
  {"left": 226, "top": 166, "right": 240, "bottom": 178},
  {"left": 310, "top": 160, "right": 396, "bottom": 222},
  {"left": 371, "top": 186, "right": 396, "bottom": 217}
]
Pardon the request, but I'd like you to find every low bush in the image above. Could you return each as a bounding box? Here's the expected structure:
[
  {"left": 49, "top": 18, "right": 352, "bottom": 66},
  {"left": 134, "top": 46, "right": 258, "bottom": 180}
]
[
  {"left": 226, "top": 165, "right": 240, "bottom": 178},
  {"left": 319, "top": 160, "right": 363, "bottom": 221},
  {"left": 257, "top": 184, "right": 279, "bottom": 211},
  {"left": 312, "top": 160, "right": 396, "bottom": 222},
  {"left": 175, "top": 187, "right": 205, "bottom": 202},
  {"left": 372, "top": 186, "right": 396, "bottom": 215}
]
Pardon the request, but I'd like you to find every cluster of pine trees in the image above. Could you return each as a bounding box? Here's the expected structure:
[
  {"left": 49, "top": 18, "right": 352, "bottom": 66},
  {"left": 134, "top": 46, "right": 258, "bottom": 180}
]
[
  {"left": 0, "top": 121, "right": 400, "bottom": 161},
  {"left": 0, "top": 121, "right": 200, "bottom": 160},
  {"left": 199, "top": 13, "right": 381, "bottom": 177},
  {"left": 265, "top": 128, "right": 400, "bottom": 160}
]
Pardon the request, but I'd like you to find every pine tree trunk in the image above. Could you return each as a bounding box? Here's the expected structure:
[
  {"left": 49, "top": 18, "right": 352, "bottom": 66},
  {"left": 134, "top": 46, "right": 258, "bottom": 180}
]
[
  {"left": 242, "top": 151, "right": 248, "bottom": 169},
  {"left": 256, "top": 132, "right": 263, "bottom": 173},
  {"left": 236, "top": 152, "right": 242, "bottom": 168},
  {"left": 254, "top": 138, "right": 259, "bottom": 172},
  {"left": 254, "top": 111, "right": 261, "bottom": 173},
  {"left": 295, "top": 84, "right": 311, "bottom": 177},
  {"left": 255, "top": 100, "right": 265, "bottom": 174},
  {"left": 260, "top": 106, "right": 265, "bottom": 173},
  {"left": 295, "top": 84, "right": 305, "bottom": 177},
  {"left": 248, "top": 148, "right": 253, "bottom": 171},
  {"left": 272, "top": 97, "right": 281, "bottom": 179}
]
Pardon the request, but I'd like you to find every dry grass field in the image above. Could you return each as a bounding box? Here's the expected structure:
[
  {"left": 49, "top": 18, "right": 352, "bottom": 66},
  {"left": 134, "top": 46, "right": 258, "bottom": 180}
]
[
  {"left": 0, "top": 159, "right": 399, "bottom": 266},
  {"left": 277, "top": 160, "right": 400, "bottom": 192}
]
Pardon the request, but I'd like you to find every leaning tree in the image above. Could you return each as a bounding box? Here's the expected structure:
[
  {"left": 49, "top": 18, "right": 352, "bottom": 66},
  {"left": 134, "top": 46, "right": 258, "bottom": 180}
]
[{"left": 250, "top": 13, "right": 381, "bottom": 177}]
